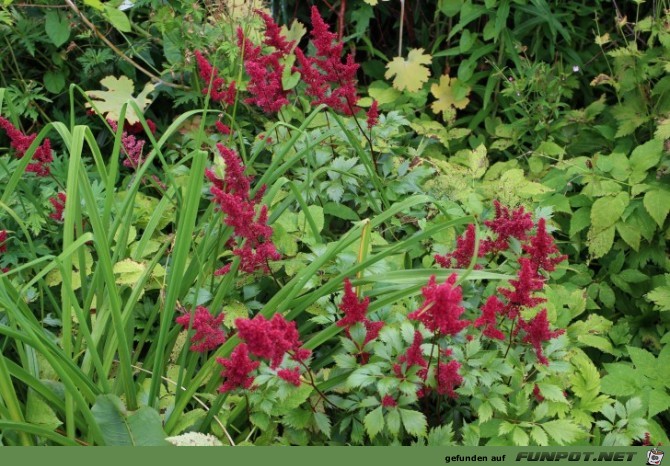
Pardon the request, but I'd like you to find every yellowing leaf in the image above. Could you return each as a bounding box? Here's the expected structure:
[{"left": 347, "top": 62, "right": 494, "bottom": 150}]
[
  {"left": 430, "top": 74, "right": 470, "bottom": 122},
  {"left": 113, "top": 258, "right": 146, "bottom": 286},
  {"left": 85, "top": 76, "right": 154, "bottom": 124},
  {"left": 364, "top": 0, "right": 390, "bottom": 5},
  {"left": 385, "top": 48, "right": 432, "bottom": 92}
]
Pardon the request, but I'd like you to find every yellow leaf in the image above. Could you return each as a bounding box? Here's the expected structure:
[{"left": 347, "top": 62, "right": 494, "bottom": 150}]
[
  {"left": 85, "top": 76, "right": 154, "bottom": 124},
  {"left": 113, "top": 258, "right": 146, "bottom": 286},
  {"left": 385, "top": 48, "right": 432, "bottom": 92},
  {"left": 430, "top": 74, "right": 470, "bottom": 122}
]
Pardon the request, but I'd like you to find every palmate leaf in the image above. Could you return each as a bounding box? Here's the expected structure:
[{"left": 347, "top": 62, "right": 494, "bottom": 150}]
[
  {"left": 85, "top": 76, "right": 155, "bottom": 124},
  {"left": 430, "top": 75, "right": 471, "bottom": 122},
  {"left": 385, "top": 48, "right": 432, "bottom": 92}
]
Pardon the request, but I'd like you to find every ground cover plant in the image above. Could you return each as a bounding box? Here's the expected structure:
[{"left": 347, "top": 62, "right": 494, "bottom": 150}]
[{"left": 0, "top": 0, "right": 667, "bottom": 446}]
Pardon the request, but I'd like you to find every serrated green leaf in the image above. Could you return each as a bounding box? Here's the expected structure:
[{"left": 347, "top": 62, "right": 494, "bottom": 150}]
[
  {"left": 364, "top": 407, "right": 384, "bottom": 439},
  {"left": 591, "top": 192, "right": 629, "bottom": 234},
  {"left": 627, "top": 346, "right": 657, "bottom": 378},
  {"left": 427, "top": 424, "right": 455, "bottom": 445},
  {"left": 313, "top": 412, "right": 331, "bottom": 438},
  {"left": 540, "top": 420, "right": 583, "bottom": 445},
  {"left": 530, "top": 425, "right": 549, "bottom": 446},
  {"left": 629, "top": 139, "right": 662, "bottom": 173},
  {"left": 477, "top": 402, "right": 493, "bottom": 423},
  {"left": 646, "top": 286, "right": 670, "bottom": 311},
  {"left": 385, "top": 408, "right": 401, "bottom": 436},
  {"left": 399, "top": 408, "right": 427, "bottom": 438},
  {"left": 511, "top": 427, "right": 529, "bottom": 446},
  {"left": 103, "top": 5, "right": 131, "bottom": 32},
  {"left": 588, "top": 225, "right": 615, "bottom": 259},
  {"left": 536, "top": 383, "right": 568, "bottom": 403},
  {"left": 643, "top": 189, "right": 670, "bottom": 227}
]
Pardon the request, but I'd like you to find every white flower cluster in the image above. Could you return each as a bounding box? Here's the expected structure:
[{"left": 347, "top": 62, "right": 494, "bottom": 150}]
[{"left": 165, "top": 432, "right": 223, "bottom": 447}]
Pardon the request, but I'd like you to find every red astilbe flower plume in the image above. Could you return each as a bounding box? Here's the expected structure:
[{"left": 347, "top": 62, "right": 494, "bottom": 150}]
[
  {"left": 337, "top": 278, "right": 384, "bottom": 356},
  {"left": 519, "top": 309, "right": 564, "bottom": 365},
  {"left": 194, "top": 50, "right": 237, "bottom": 106},
  {"left": 175, "top": 306, "right": 227, "bottom": 353},
  {"left": 366, "top": 100, "right": 379, "bottom": 130},
  {"left": 523, "top": 218, "right": 567, "bottom": 275},
  {"left": 473, "top": 295, "right": 506, "bottom": 340},
  {"left": 394, "top": 330, "right": 428, "bottom": 380},
  {"left": 236, "top": 10, "right": 294, "bottom": 113},
  {"left": 381, "top": 395, "right": 397, "bottom": 408},
  {"left": 217, "top": 343, "right": 260, "bottom": 393},
  {"left": 0, "top": 230, "right": 7, "bottom": 253},
  {"left": 435, "top": 224, "right": 485, "bottom": 268},
  {"left": 0, "top": 116, "right": 53, "bottom": 176},
  {"left": 482, "top": 200, "right": 534, "bottom": 254},
  {"left": 277, "top": 368, "right": 301, "bottom": 387},
  {"left": 108, "top": 120, "right": 147, "bottom": 169},
  {"left": 294, "top": 6, "right": 360, "bottom": 115},
  {"left": 49, "top": 192, "right": 66, "bottom": 222},
  {"left": 207, "top": 144, "right": 280, "bottom": 274},
  {"left": 235, "top": 313, "right": 311, "bottom": 368},
  {"left": 409, "top": 274, "right": 470, "bottom": 336},
  {"left": 532, "top": 384, "right": 544, "bottom": 402},
  {"left": 498, "top": 258, "right": 546, "bottom": 318},
  {"left": 436, "top": 359, "right": 463, "bottom": 398}
]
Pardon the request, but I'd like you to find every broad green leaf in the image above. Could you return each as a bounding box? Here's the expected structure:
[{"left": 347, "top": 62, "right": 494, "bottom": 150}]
[
  {"left": 540, "top": 420, "right": 583, "bottom": 445},
  {"left": 85, "top": 76, "right": 155, "bottom": 124},
  {"left": 587, "top": 225, "right": 615, "bottom": 259},
  {"left": 313, "top": 412, "right": 331, "bottom": 438},
  {"left": 385, "top": 49, "right": 432, "bottom": 92},
  {"left": 91, "top": 395, "right": 168, "bottom": 446},
  {"left": 103, "top": 5, "right": 131, "bottom": 33},
  {"left": 511, "top": 427, "right": 529, "bottom": 446},
  {"left": 530, "top": 426, "right": 549, "bottom": 446},
  {"left": 399, "top": 408, "right": 427, "bottom": 438},
  {"left": 629, "top": 139, "right": 662, "bottom": 174},
  {"left": 427, "top": 424, "right": 454, "bottom": 445},
  {"left": 45, "top": 11, "right": 70, "bottom": 47},
  {"left": 569, "top": 207, "right": 591, "bottom": 237},
  {"left": 385, "top": 408, "right": 401, "bottom": 436},
  {"left": 26, "top": 390, "right": 62, "bottom": 431},
  {"left": 364, "top": 406, "right": 384, "bottom": 439},
  {"left": 643, "top": 189, "right": 670, "bottom": 227},
  {"left": 591, "top": 192, "right": 629, "bottom": 234},
  {"left": 615, "top": 222, "right": 640, "bottom": 251},
  {"left": 627, "top": 346, "right": 657, "bottom": 378}
]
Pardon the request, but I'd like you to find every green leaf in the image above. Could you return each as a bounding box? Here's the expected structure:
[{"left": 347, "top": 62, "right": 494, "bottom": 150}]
[
  {"left": 385, "top": 408, "right": 401, "bottom": 436},
  {"left": 536, "top": 383, "right": 568, "bottom": 403},
  {"left": 648, "top": 388, "right": 670, "bottom": 418},
  {"left": 313, "top": 412, "right": 331, "bottom": 438},
  {"left": 103, "top": 5, "right": 131, "bottom": 33},
  {"left": 646, "top": 286, "right": 670, "bottom": 311},
  {"left": 540, "top": 420, "right": 583, "bottom": 445},
  {"left": 615, "top": 222, "right": 640, "bottom": 251},
  {"left": 629, "top": 139, "right": 662, "bottom": 174},
  {"left": 45, "top": 10, "right": 70, "bottom": 47},
  {"left": 477, "top": 402, "right": 493, "bottom": 423},
  {"left": 591, "top": 192, "right": 629, "bottom": 234},
  {"left": 399, "top": 408, "right": 427, "bottom": 438},
  {"left": 643, "top": 189, "right": 670, "bottom": 227},
  {"left": 113, "top": 258, "right": 146, "bottom": 286},
  {"left": 26, "top": 390, "right": 62, "bottom": 431},
  {"left": 569, "top": 207, "right": 591, "bottom": 237},
  {"left": 627, "top": 346, "right": 657, "bottom": 378},
  {"left": 364, "top": 407, "right": 384, "bottom": 439},
  {"left": 427, "top": 424, "right": 454, "bottom": 445},
  {"left": 588, "top": 225, "right": 615, "bottom": 259},
  {"left": 323, "top": 202, "right": 359, "bottom": 221},
  {"left": 91, "top": 395, "right": 168, "bottom": 446},
  {"left": 511, "top": 427, "right": 529, "bottom": 446},
  {"left": 530, "top": 426, "right": 549, "bottom": 446}
]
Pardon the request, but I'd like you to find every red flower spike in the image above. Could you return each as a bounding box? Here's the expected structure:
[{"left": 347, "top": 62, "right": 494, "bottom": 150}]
[
  {"left": 215, "top": 121, "right": 232, "bottom": 135},
  {"left": 235, "top": 314, "right": 310, "bottom": 369},
  {"left": 523, "top": 218, "right": 568, "bottom": 275},
  {"left": 337, "top": 278, "right": 370, "bottom": 328},
  {"left": 519, "top": 309, "right": 565, "bottom": 365},
  {"left": 0, "top": 116, "right": 53, "bottom": 177},
  {"left": 277, "top": 368, "right": 302, "bottom": 387},
  {"left": 293, "top": 7, "right": 360, "bottom": 115},
  {"left": 366, "top": 100, "right": 379, "bottom": 130},
  {"left": 381, "top": 395, "right": 397, "bottom": 408},
  {"left": 482, "top": 200, "right": 534, "bottom": 254},
  {"left": 236, "top": 11, "right": 293, "bottom": 114},
  {"left": 533, "top": 384, "right": 545, "bottom": 402},
  {"left": 217, "top": 343, "right": 260, "bottom": 393},
  {"left": 0, "top": 230, "right": 7, "bottom": 253},
  {"left": 435, "top": 224, "right": 485, "bottom": 269},
  {"left": 408, "top": 274, "right": 470, "bottom": 336},
  {"left": 474, "top": 295, "right": 506, "bottom": 340},
  {"left": 175, "top": 306, "right": 227, "bottom": 353},
  {"left": 49, "top": 192, "right": 67, "bottom": 222},
  {"left": 498, "top": 258, "right": 546, "bottom": 318},
  {"left": 193, "top": 50, "right": 237, "bottom": 106},
  {"left": 436, "top": 359, "right": 462, "bottom": 398}
]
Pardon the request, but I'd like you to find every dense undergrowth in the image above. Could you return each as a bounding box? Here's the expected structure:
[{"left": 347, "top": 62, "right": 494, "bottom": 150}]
[{"left": 0, "top": 0, "right": 668, "bottom": 446}]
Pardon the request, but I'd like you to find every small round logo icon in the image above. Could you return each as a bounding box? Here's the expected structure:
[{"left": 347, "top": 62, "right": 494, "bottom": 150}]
[{"left": 647, "top": 448, "right": 664, "bottom": 466}]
